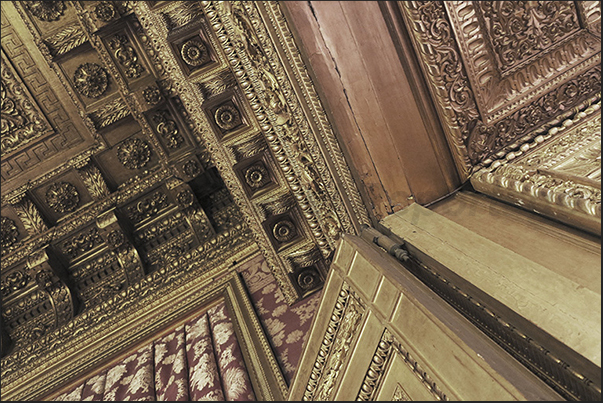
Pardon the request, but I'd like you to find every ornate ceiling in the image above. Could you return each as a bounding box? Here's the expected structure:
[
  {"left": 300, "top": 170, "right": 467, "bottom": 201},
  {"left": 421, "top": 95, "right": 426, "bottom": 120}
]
[
  {"left": 1, "top": 1, "right": 370, "bottom": 397},
  {"left": 399, "top": 1, "right": 601, "bottom": 179}
]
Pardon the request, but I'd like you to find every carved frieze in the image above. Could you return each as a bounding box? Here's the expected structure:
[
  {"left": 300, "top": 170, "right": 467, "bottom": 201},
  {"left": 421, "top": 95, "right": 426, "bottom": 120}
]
[
  {"left": 61, "top": 227, "right": 103, "bottom": 261},
  {"left": 125, "top": 189, "right": 170, "bottom": 224},
  {"left": 471, "top": 101, "right": 601, "bottom": 235},
  {"left": 304, "top": 283, "right": 364, "bottom": 400}
]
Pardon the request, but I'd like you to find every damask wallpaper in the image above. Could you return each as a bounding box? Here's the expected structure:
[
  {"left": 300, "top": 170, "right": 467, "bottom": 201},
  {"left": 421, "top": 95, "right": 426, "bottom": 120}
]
[
  {"left": 51, "top": 300, "right": 256, "bottom": 401},
  {"left": 46, "top": 253, "right": 321, "bottom": 400}
]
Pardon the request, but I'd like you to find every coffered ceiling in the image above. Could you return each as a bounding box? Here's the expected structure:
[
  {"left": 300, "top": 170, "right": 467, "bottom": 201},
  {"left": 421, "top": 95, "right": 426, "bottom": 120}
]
[{"left": 1, "top": 1, "right": 370, "bottom": 395}]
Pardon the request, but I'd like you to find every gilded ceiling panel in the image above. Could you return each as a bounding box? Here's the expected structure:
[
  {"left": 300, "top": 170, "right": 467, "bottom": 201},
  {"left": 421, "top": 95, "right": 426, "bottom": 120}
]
[
  {"left": 1, "top": 7, "right": 97, "bottom": 192},
  {"left": 399, "top": 1, "right": 601, "bottom": 179}
]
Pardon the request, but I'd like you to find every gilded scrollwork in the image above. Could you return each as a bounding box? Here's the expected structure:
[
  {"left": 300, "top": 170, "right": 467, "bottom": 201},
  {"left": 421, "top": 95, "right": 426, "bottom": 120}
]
[
  {"left": 108, "top": 34, "right": 145, "bottom": 79},
  {"left": 45, "top": 182, "right": 80, "bottom": 214},
  {"left": 400, "top": 1, "right": 479, "bottom": 177},
  {"left": 478, "top": 1, "right": 580, "bottom": 72},
  {"left": 73, "top": 63, "right": 109, "bottom": 99},
  {"left": 117, "top": 137, "right": 152, "bottom": 170}
]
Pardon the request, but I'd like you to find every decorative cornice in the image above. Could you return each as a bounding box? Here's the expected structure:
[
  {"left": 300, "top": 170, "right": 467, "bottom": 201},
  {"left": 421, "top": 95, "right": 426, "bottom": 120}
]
[{"left": 471, "top": 100, "right": 601, "bottom": 235}]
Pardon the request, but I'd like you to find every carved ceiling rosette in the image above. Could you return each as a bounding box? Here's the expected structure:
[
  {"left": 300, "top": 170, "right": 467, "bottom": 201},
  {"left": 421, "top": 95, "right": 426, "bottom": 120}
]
[
  {"left": 45, "top": 182, "right": 80, "bottom": 214},
  {"left": 117, "top": 137, "right": 152, "bottom": 169},
  {"left": 73, "top": 63, "right": 109, "bottom": 99}
]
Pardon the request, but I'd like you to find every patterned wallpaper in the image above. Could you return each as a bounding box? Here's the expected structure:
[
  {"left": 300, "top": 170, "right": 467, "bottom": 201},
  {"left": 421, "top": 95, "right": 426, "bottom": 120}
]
[
  {"left": 53, "top": 301, "right": 255, "bottom": 401},
  {"left": 50, "top": 253, "right": 322, "bottom": 400},
  {"left": 237, "top": 254, "right": 322, "bottom": 384}
]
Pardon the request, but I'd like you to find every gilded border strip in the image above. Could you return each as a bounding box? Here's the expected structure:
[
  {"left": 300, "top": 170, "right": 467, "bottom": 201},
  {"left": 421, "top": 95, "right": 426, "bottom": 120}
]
[
  {"left": 303, "top": 282, "right": 364, "bottom": 401},
  {"left": 356, "top": 328, "right": 447, "bottom": 401}
]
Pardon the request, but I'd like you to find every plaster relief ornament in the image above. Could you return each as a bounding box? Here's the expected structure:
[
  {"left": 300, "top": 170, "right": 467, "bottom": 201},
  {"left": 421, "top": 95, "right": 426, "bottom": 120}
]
[
  {"left": 297, "top": 267, "right": 320, "bottom": 291},
  {"left": 1, "top": 216, "right": 20, "bottom": 250},
  {"left": 25, "top": 1, "right": 66, "bottom": 21},
  {"left": 214, "top": 104, "right": 242, "bottom": 131},
  {"left": 152, "top": 111, "right": 183, "bottom": 149},
  {"left": 244, "top": 162, "right": 270, "bottom": 190},
  {"left": 142, "top": 86, "right": 162, "bottom": 105},
  {"left": 180, "top": 38, "right": 210, "bottom": 67},
  {"left": 117, "top": 137, "right": 152, "bottom": 169},
  {"left": 46, "top": 182, "right": 80, "bottom": 214},
  {"left": 177, "top": 189, "right": 195, "bottom": 208},
  {"left": 182, "top": 159, "right": 201, "bottom": 178},
  {"left": 73, "top": 63, "right": 109, "bottom": 99},
  {"left": 273, "top": 219, "right": 297, "bottom": 243},
  {"left": 107, "top": 229, "right": 125, "bottom": 248},
  {"left": 94, "top": 1, "right": 117, "bottom": 22}
]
